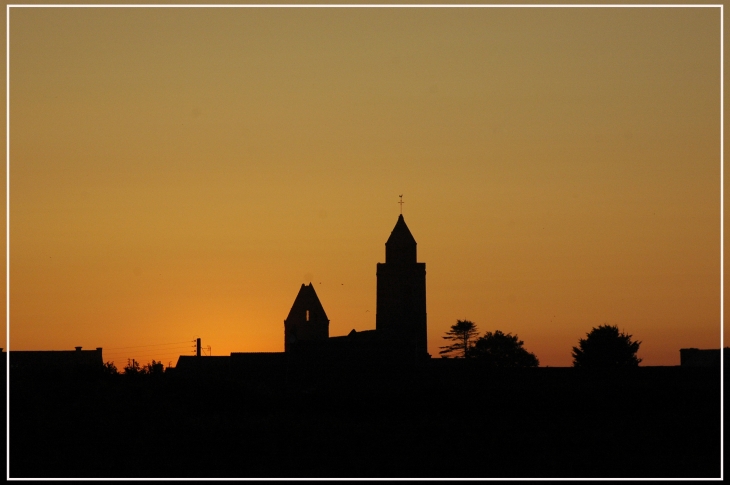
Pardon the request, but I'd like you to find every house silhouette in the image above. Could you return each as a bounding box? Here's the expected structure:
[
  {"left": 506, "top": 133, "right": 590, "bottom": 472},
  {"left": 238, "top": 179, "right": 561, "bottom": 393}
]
[{"left": 9, "top": 347, "right": 104, "bottom": 377}]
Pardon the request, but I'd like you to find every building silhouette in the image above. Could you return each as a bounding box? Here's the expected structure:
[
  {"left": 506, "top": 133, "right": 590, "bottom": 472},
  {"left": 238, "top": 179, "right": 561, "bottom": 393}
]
[
  {"left": 376, "top": 214, "right": 428, "bottom": 359},
  {"left": 9, "top": 347, "right": 103, "bottom": 376},
  {"left": 282, "top": 213, "right": 428, "bottom": 360},
  {"left": 679, "top": 347, "right": 728, "bottom": 367},
  {"left": 284, "top": 283, "right": 330, "bottom": 352},
  {"left": 175, "top": 214, "right": 429, "bottom": 377}
]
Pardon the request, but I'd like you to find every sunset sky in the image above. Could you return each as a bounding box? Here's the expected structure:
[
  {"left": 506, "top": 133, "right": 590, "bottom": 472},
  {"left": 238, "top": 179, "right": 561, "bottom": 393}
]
[{"left": 1, "top": 3, "right": 724, "bottom": 367}]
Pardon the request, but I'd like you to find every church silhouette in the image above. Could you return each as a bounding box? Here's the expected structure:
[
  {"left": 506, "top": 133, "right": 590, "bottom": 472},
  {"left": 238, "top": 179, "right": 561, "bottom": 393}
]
[
  {"left": 285, "top": 213, "right": 428, "bottom": 359},
  {"left": 176, "top": 213, "right": 430, "bottom": 378}
]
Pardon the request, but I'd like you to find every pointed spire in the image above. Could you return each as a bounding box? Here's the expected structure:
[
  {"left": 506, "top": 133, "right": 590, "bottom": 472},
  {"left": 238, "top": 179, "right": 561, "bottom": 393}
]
[
  {"left": 285, "top": 283, "right": 329, "bottom": 323},
  {"left": 283, "top": 283, "right": 329, "bottom": 352},
  {"left": 385, "top": 214, "right": 417, "bottom": 263}
]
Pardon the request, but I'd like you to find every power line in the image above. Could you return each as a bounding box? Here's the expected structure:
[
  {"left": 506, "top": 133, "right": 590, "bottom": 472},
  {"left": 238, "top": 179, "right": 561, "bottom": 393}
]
[
  {"left": 105, "top": 349, "right": 194, "bottom": 355},
  {"left": 105, "top": 359, "right": 187, "bottom": 364},
  {"left": 103, "top": 341, "right": 194, "bottom": 351},
  {"left": 103, "top": 345, "right": 192, "bottom": 355},
  {"left": 103, "top": 350, "right": 193, "bottom": 360},
  {"left": 104, "top": 345, "right": 192, "bottom": 353},
  {"left": 103, "top": 340, "right": 194, "bottom": 351}
]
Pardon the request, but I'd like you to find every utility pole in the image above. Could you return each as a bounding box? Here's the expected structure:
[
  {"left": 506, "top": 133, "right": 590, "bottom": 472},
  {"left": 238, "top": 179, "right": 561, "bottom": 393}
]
[{"left": 196, "top": 338, "right": 201, "bottom": 357}]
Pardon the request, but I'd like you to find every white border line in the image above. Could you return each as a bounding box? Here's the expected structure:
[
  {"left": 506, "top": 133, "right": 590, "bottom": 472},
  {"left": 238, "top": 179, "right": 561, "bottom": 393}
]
[
  {"left": 5, "top": 4, "right": 9, "bottom": 481},
  {"left": 2, "top": 3, "right": 727, "bottom": 8},
  {"left": 720, "top": 5, "right": 725, "bottom": 481},
  {"left": 3, "top": 3, "right": 724, "bottom": 482}
]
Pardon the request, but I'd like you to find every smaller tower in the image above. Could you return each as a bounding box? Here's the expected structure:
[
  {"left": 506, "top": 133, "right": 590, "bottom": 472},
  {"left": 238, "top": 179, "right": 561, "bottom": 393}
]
[{"left": 284, "top": 283, "right": 330, "bottom": 352}]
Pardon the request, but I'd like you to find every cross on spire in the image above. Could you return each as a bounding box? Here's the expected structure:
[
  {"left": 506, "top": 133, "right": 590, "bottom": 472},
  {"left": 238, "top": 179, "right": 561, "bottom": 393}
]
[{"left": 398, "top": 195, "right": 404, "bottom": 214}]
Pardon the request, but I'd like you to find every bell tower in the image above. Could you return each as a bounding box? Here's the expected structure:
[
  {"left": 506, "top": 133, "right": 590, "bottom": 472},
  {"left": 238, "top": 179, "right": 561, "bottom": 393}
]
[{"left": 375, "top": 214, "right": 428, "bottom": 358}]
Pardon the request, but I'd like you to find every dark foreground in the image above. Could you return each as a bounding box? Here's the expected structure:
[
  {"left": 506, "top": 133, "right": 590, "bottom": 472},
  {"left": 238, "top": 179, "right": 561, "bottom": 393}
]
[{"left": 10, "top": 363, "right": 722, "bottom": 478}]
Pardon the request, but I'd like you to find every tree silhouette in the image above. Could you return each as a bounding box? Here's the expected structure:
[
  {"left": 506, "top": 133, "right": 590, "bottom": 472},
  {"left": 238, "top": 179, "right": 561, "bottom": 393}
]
[
  {"left": 102, "top": 361, "right": 118, "bottom": 376},
  {"left": 123, "top": 359, "right": 141, "bottom": 376},
  {"left": 440, "top": 320, "right": 479, "bottom": 358},
  {"left": 470, "top": 330, "right": 539, "bottom": 367},
  {"left": 572, "top": 324, "right": 642, "bottom": 368},
  {"left": 142, "top": 360, "right": 165, "bottom": 376}
]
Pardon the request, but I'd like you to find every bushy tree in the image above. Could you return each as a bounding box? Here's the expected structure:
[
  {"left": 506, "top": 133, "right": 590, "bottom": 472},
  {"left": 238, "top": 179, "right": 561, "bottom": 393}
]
[
  {"left": 142, "top": 360, "right": 165, "bottom": 376},
  {"left": 102, "top": 361, "right": 118, "bottom": 376},
  {"left": 440, "top": 320, "right": 479, "bottom": 358},
  {"left": 470, "top": 330, "right": 539, "bottom": 367},
  {"left": 572, "top": 324, "right": 641, "bottom": 368},
  {"left": 123, "top": 359, "right": 141, "bottom": 376}
]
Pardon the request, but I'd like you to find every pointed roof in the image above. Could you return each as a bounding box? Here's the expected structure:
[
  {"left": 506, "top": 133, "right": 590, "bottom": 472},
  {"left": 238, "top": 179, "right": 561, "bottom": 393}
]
[
  {"left": 386, "top": 214, "right": 416, "bottom": 245},
  {"left": 385, "top": 214, "right": 417, "bottom": 264},
  {"left": 285, "top": 283, "right": 329, "bottom": 322}
]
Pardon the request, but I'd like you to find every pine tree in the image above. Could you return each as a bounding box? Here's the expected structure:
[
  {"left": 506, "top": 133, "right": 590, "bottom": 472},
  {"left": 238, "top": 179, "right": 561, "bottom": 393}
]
[{"left": 439, "top": 320, "right": 479, "bottom": 358}]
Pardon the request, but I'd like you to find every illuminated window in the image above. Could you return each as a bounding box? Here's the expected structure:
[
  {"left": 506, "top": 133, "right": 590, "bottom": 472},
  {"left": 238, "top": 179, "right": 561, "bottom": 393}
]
[{"left": 306, "top": 310, "right": 310, "bottom": 321}]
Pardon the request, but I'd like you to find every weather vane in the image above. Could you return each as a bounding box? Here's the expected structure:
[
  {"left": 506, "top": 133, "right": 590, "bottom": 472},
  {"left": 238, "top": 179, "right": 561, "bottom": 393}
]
[{"left": 398, "top": 194, "right": 404, "bottom": 214}]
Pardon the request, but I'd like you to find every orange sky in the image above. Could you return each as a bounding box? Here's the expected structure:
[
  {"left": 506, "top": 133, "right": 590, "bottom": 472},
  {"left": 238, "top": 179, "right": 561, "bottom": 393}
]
[{"left": 1, "top": 3, "right": 725, "bottom": 367}]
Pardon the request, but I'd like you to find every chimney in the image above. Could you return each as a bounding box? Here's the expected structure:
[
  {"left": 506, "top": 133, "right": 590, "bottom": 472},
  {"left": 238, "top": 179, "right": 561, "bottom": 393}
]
[{"left": 75, "top": 346, "right": 82, "bottom": 351}]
